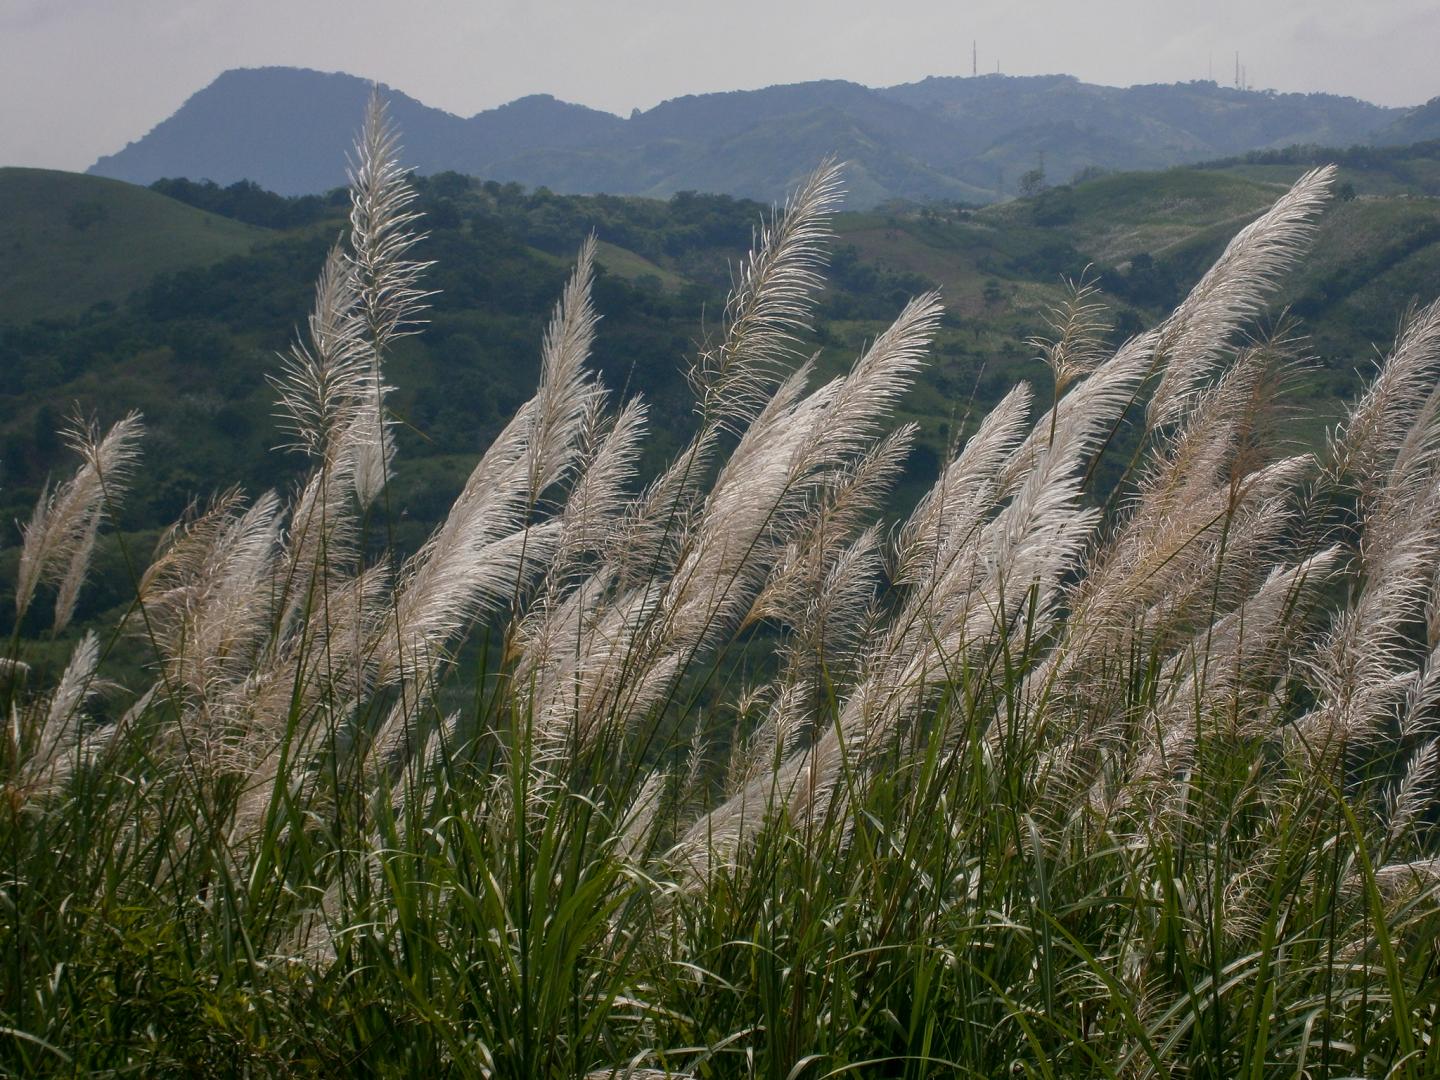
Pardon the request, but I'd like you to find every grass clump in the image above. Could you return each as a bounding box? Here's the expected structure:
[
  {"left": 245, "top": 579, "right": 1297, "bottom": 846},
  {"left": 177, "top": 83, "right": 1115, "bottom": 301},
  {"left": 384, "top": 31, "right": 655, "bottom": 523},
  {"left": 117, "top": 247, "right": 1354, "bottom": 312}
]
[{"left": 4, "top": 96, "right": 1440, "bottom": 1078}]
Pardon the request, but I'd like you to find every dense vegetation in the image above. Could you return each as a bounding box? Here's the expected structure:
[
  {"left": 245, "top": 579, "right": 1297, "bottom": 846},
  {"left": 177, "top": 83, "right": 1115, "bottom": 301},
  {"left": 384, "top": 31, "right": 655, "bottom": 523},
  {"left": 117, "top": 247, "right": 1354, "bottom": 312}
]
[{"left": 6, "top": 104, "right": 1440, "bottom": 1075}]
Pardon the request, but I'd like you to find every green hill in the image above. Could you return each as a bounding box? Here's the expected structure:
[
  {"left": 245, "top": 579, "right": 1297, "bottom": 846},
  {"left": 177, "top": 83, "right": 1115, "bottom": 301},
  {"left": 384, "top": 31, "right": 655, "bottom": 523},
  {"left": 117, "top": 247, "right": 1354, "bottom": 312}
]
[
  {"left": 0, "top": 168, "right": 268, "bottom": 322},
  {"left": 1196, "top": 140, "right": 1440, "bottom": 198}
]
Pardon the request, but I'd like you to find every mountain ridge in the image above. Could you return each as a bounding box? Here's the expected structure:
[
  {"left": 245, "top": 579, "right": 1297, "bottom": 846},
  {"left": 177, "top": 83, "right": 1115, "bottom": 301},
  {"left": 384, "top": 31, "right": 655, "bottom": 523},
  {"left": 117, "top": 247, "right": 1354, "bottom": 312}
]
[{"left": 88, "top": 65, "right": 1419, "bottom": 207}]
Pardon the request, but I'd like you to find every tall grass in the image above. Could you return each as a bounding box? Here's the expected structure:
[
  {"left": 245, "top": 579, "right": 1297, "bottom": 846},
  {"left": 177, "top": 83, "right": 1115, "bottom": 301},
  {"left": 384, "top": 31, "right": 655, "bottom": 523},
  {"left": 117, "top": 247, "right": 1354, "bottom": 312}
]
[{"left": 4, "top": 96, "right": 1440, "bottom": 1077}]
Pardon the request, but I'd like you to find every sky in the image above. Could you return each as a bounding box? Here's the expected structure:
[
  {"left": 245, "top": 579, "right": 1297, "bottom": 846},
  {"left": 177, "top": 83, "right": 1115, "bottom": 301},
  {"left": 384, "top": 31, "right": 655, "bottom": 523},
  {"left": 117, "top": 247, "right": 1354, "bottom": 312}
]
[{"left": 3, "top": 0, "right": 1438, "bottom": 171}]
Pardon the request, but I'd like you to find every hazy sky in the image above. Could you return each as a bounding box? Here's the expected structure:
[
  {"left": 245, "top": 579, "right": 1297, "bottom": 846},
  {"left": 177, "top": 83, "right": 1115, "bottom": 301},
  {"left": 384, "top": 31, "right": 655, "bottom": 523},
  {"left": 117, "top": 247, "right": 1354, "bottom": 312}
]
[{"left": 4, "top": 0, "right": 1438, "bottom": 171}]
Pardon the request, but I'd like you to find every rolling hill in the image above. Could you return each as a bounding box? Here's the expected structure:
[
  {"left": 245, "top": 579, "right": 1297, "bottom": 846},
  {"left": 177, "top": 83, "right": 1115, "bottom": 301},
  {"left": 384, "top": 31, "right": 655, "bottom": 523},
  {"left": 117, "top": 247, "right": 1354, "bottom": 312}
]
[{"left": 0, "top": 167, "right": 268, "bottom": 322}]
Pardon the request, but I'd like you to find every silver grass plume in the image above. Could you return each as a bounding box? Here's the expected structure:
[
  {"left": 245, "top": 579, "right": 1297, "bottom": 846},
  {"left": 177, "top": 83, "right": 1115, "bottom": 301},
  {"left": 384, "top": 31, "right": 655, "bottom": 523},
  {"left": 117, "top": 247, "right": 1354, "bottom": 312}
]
[
  {"left": 1040, "top": 343, "right": 1308, "bottom": 721},
  {"left": 893, "top": 381, "right": 1033, "bottom": 585},
  {"left": 1330, "top": 298, "right": 1440, "bottom": 501},
  {"left": 271, "top": 243, "right": 368, "bottom": 459},
  {"left": 526, "top": 292, "right": 940, "bottom": 754},
  {"left": 342, "top": 90, "right": 434, "bottom": 508},
  {"left": 1123, "top": 547, "right": 1340, "bottom": 795},
  {"left": 375, "top": 243, "right": 599, "bottom": 689},
  {"left": 516, "top": 397, "right": 649, "bottom": 680},
  {"left": 512, "top": 193, "right": 850, "bottom": 749},
  {"left": 1030, "top": 269, "right": 1110, "bottom": 397},
  {"left": 592, "top": 165, "right": 844, "bottom": 597},
  {"left": 349, "top": 90, "right": 432, "bottom": 352},
  {"left": 15, "top": 412, "right": 144, "bottom": 631},
  {"left": 133, "top": 491, "right": 289, "bottom": 784},
  {"left": 677, "top": 170, "right": 1342, "bottom": 873},
  {"left": 368, "top": 243, "right": 601, "bottom": 760},
  {"left": 1298, "top": 311, "right": 1440, "bottom": 755},
  {"left": 552, "top": 396, "right": 649, "bottom": 572},
  {"left": 6, "top": 632, "right": 115, "bottom": 805},
  {"left": 1388, "top": 736, "right": 1440, "bottom": 842},
  {"left": 1147, "top": 166, "right": 1333, "bottom": 428},
  {"left": 690, "top": 160, "right": 843, "bottom": 436},
  {"left": 678, "top": 321, "right": 1135, "bottom": 872},
  {"left": 739, "top": 426, "right": 918, "bottom": 755}
]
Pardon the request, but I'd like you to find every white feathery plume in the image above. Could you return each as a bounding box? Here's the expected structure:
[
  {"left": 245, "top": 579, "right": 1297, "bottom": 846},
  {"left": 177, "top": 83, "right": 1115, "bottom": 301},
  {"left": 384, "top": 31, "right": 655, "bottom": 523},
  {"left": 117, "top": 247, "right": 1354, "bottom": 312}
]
[
  {"left": 1331, "top": 298, "right": 1440, "bottom": 498},
  {"left": 273, "top": 456, "right": 364, "bottom": 642},
  {"left": 1034, "top": 474, "right": 1312, "bottom": 806},
  {"left": 1388, "top": 736, "right": 1440, "bottom": 842},
  {"left": 347, "top": 89, "right": 432, "bottom": 356},
  {"left": 239, "top": 562, "right": 391, "bottom": 772},
  {"left": 271, "top": 243, "right": 368, "bottom": 458},
  {"left": 1147, "top": 167, "right": 1333, "bottom": 428},
  {"left": 1007, "top": 328, "right": 1159, "bottom": 489},
  {"left": 746, "top": 525, "right": 891, "bottom": 764},
  {"left": 749, "top": 426, "right": 914, "bottom": 631},
  {"left": 528, "top": 235, "right": 604, "bottom": 499},
  {"left": 894, "top": 381, "right": 1033, "bottom": 585},
  {"left": 377, "top": 521, "right": 560, "bottom": 696},
  {"left": 51, "top": 516, "right": 99, "bottom": 637},
  {"left": 10, "top": 632, "right": 113, "bottom": 803},
  {"left": 16, "top": 412, "right": 144, "bottom": 630},
  {"left": 522, "top": 350, "right": 814, "bottom": 747},
  {"left": 139, "top": 490, "right": 285, "bottom": 697},
  {"left": 594, "top": 161, "right": 843, "bottom": 595},
  {"left": 528, "top": 293, "right": 939, "bottom": 752},
  {"left": 1036, "top": 328, "right": 1307, "bottom": 720},
  {"left": 1020, "top": 320, "right": 1311, "bottom": 760},
  {"left": 1400, "top": 639, "right": 1440, "bottom": 739},
  {"left": 617, "top": 769, "right": 667, "bottom": 865},
  {"left": 1125, "top": 547, "right": 1341, "bottom": 790},
  {"left": 1370, "top": 858, "right": 1440, "bottom": 904},
  {"left": 553, "top": 396, "right": 648, "bottom": 571},
  {"left": 516, "top": 398, "right": 649, "bottom": 680},
  {"left": 1298, "top": 434, "right": 1440, "bottom": 752},
  {"left": 1029, "top": 270, "right": 1110, "bottom": 397},
  {"left": 341, "top": 90, "right": 434, "bottom": 508},
  {"left": 677, "top": 344, "right": 1124, "bottom": 873},
  {"left": 691, "top": 160, "right": 843, "bottom": 435},
  {"left": 667, "top": 295, "right": 939, "bottom": 649},
  {"left": 676, "top": 222, "right": 1323, "bottom": 871},
  {"left": 1051, "top": 449, "right": 1313, "bottom": 718},
  {"left": 373, "top": 242, "right": 600, "bottom": 700}
]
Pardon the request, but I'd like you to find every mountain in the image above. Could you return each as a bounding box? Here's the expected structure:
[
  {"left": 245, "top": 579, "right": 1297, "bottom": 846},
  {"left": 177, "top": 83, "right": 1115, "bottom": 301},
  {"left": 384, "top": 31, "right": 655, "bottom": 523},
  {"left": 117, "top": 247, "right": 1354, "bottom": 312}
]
[
  {"left": 1374, "top": 96, "right": 1440, "bottom": 145},
  {"left": 87, "top": 68, "right": 621, "bottom": 197},
  {"left": 879, "top": 75, "right": 1396, "bottom": 191},
  {"left": 88, "top": 67, "right": 1426, "bottom": 208},
  {"left": 0, "top": 167, "right": 267, "bottom": 322}
]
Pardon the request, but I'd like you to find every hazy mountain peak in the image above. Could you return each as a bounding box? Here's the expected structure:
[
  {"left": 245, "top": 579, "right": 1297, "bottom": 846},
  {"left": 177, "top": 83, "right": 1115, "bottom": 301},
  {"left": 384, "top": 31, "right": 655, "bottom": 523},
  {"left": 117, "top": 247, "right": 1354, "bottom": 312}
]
[{"left": 88, "top": 65, "right": 1413, "bottom": 206}]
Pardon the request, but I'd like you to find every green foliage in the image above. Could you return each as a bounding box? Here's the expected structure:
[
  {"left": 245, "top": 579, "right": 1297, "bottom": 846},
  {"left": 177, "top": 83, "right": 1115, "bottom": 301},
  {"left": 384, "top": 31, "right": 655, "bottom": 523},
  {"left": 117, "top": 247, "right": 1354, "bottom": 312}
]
[{"left": 150, "top": 177, "right": 345, "bottom": 229}]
